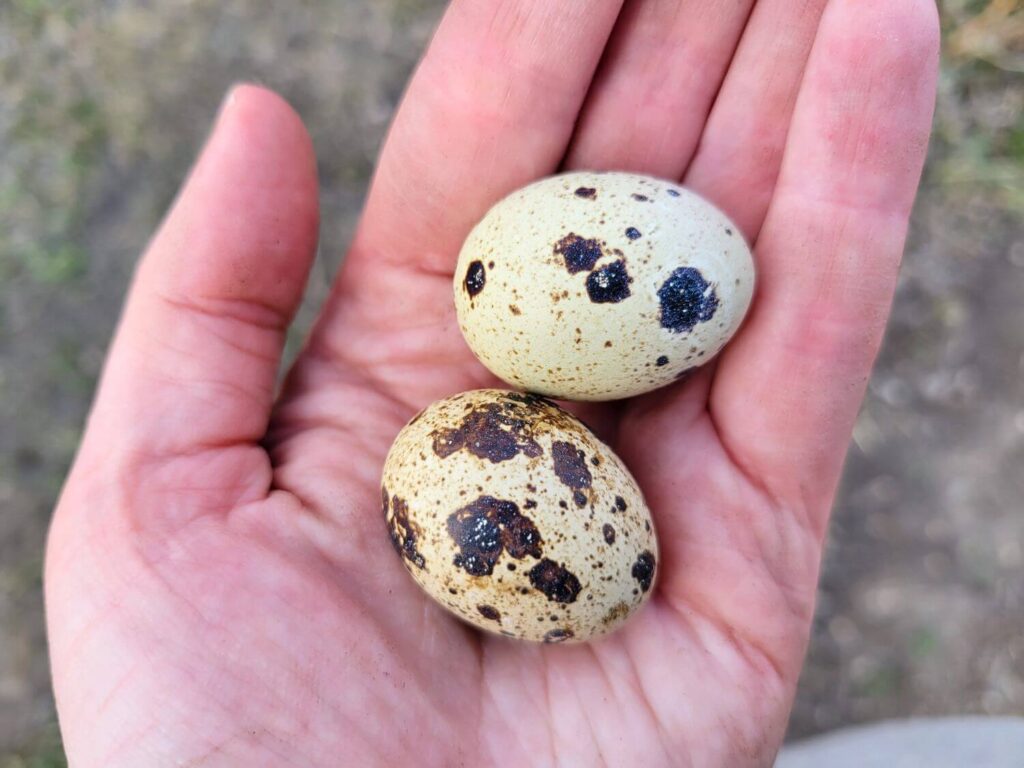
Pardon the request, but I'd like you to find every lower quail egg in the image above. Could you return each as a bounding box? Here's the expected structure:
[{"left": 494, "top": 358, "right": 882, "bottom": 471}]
[{"left": 381, "top": 389, "right": 658, "bottom": 643}]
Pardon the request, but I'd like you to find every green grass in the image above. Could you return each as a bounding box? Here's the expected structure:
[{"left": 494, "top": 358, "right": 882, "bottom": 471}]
[
  {"left": 857, "top": 662, "right": 904, "bottom": 700},
  {"left": 910, "top": 627, "right": 940, "bottom": 659},
  {"left": 0, "top": 8, "right": 107, "bottom": 286},
  {"left": 934, "top": 0, "right": 1024, "bottom": 210},
  {"left": 0, "top": 725, "right": 66, "bottom": 768}
]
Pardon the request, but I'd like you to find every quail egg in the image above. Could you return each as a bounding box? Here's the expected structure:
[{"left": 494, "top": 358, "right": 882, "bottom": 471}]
[
  {"left": 381, "top": 389, "right": 658, "bottom": 643},
  {"left": 454, "top": 171, "right": 755, "bottom": 400}
]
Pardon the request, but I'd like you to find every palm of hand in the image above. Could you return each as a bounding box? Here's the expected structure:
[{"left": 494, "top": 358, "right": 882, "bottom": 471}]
[{"left": 46, "top": 2, "right": 937, "bottom": 766}]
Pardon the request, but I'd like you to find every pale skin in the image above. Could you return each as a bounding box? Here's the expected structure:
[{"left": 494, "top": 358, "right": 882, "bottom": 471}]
[{"left": 45, "top": 1, "right": 939, "bottom": 765}]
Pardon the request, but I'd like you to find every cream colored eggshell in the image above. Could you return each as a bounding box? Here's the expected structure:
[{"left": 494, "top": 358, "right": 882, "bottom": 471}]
[
  {"left": 454, "top": 171, "right": 755, "bottom": 401},
  {"left": 381, "top": 389, "right": 658, "bottom": 644}
]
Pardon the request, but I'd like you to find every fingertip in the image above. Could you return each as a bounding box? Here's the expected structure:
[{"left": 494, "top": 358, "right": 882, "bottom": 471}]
[
  {"left": 151, "top": 82, "right": 320, "bottom": 310},
  {"left": 882, "top": 0, "right": 941, "bottom": 54},
  {"left": 897, "top": 0, "right": 942, "bottom": 85},
  {"left": 212, "top": 82, "right": 318, "bottom": 194},
  {"left": 824, "top": 0, "right": 940, "bottom": 78},
  {"left": 223, "top": 83, "right": 316, "bottom": 149}
]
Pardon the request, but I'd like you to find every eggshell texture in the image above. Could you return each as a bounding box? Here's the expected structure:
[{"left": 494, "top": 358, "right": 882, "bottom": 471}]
[
  {"left": 381, "top": 389, "right": 658, "bottom": 643},
  {"left": 454, "top": 171, "right": 755, "bottom": 400}
]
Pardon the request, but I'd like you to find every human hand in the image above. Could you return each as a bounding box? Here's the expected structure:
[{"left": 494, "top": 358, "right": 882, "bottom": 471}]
[{"left": 46, "top": 1, "right": 938, "bottom": 765}]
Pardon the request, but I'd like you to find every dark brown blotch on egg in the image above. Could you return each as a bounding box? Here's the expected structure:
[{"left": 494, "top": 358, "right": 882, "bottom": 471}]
[
  {"left": 554, "top": 233, "right": 603, "bottom": 274},
  {"left": 447, "top": 495, "right": 542, "bottom": 577},
  {"left": 431, "top": 402, "right": 543, "bottom": 464},
  {"left": 544, "top": 628, "right": 574, "bottom": 643},
  {"left": 631, "top": 550, "right": 656, "bottom": 593},
  {"left": 586, "top": 260, "right": 632, "bottom": 304},
  {"left": 464, "top": 260, "right": 486, "bottom": 297},
  {"left": 477, "top": 604, "right": 502, "bottom": 622},
  {"left": 528, "top": 558, "right": 582, "bottom": 604},
  {"left": 387, "top": 495, "right": 426, "bottom": 570}
]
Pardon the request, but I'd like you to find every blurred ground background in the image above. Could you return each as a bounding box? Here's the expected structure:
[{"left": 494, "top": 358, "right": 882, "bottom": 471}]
[{"left": 0, "top": 0, "right": 1021, "bottom": 763}]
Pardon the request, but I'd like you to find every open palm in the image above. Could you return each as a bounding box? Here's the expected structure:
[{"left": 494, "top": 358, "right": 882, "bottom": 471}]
[{"left": 46, "top": 1, "right": 938, "bottom": 765}]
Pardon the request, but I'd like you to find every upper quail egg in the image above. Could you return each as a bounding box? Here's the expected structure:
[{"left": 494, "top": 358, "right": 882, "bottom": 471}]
[{"left": 454, "top": 171, "right": 755, "bottom": 400}]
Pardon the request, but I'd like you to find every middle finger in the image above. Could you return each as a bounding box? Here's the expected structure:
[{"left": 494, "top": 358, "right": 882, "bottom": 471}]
[{"left": 563, "top": 0, "right": 756, "bottom": 176}]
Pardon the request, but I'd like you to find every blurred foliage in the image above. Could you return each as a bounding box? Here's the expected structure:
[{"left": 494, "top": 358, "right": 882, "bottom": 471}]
[
  {"left": 936, "top": 0, "right": 1024, "bottom": 209},
  {"left": 0, "top": 724, "right": 66, "bottom": 768},
  {"left": 946, "top": 0, "right": 1024, "bottom": 72},
  {"left": 0, "top": 1, "right": 102, "bottom": 284},
  {"left": 909, "top": 627, "right": 940, "bottom": 660}
]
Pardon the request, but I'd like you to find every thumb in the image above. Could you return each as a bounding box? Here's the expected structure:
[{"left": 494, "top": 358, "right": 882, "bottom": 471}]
[{"left": 78, "top": 84, "right": 319, "bottom": 506}]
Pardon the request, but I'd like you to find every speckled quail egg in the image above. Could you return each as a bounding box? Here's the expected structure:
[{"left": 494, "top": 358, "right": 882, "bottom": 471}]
[
  {"left": 381, "top": 389, "right": 658, "bottom": 643},
  {"left": 454, "top": 171, "right": 755, "bottom": 401}
]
